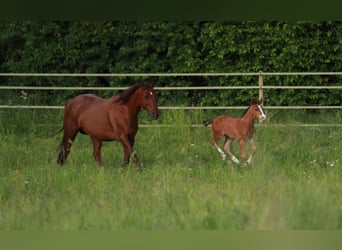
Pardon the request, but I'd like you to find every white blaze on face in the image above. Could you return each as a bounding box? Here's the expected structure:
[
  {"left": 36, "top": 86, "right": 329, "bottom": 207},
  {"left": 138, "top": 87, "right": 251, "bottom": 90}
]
[{"left": 258, "top": 105, "right": 266, "bottom": 121}]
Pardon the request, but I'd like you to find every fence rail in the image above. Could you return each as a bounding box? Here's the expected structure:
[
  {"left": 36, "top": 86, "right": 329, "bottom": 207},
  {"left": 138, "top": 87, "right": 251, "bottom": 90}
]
[
  {"left": 1, "top": 72, "right": 342, "bottom": 110},
  {"left": 0, "top": 105, "right": 341, "bottom": 110},
  {"left": 0, "top": 72, "right": 341, "bottom": 77},
  {"left": 1, "top": 85, "right": 342, "bottom": 90}
]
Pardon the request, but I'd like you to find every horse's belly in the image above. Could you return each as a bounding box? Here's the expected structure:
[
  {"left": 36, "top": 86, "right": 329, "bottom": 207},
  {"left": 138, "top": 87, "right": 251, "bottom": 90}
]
[
  {"left": 83, "top": 125, "right": 118, "bottom": 140},
  {"left": 78, "top": 114, "right": 119, "bottom": 140},
  {"left": 77, "top": 105, "right": 135, "bottom": 141}
]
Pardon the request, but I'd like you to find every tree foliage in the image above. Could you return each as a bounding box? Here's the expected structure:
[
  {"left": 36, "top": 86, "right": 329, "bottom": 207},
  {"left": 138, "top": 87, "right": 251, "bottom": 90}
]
[{"left": 0, "top": 21, "right": 341, "bottom": 107}]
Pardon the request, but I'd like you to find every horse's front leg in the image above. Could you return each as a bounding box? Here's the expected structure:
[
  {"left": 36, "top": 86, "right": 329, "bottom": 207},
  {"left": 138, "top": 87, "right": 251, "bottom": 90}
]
[
  {"left": 247, "top": 138, "right": 257, "bottom": 165},
  {"left": 130, "top": 151, "right": 141, "bottom": 172},
  {"left": 128, "top": 133, "right": 141, "bottom": 171},
  {"left": 120, "top": 137, "right": 132, "bottom": 165},
  {"left": 119, "top": 135, "right": 141, "bottom": 171}
]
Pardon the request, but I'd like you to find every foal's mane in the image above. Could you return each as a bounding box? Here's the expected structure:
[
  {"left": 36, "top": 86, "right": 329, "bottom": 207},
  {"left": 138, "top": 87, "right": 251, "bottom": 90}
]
[
  {"left": 114, "top": 82, "right": 148, "bottom": 104},
  {"left": 240, "top": 100, "right": 259, "bottom": 118},
  {"left": 241, "top": 106, "right": 249, "bottom": 118}
]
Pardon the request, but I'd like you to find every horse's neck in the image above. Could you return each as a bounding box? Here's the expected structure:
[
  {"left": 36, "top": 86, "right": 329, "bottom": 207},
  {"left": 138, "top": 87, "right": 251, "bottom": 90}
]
[
  {"left": 240, "top": 108, "right": 256, "bottom": 130},
  {"left": 125, "top": 91, "right": 142, "bottom": 120}
]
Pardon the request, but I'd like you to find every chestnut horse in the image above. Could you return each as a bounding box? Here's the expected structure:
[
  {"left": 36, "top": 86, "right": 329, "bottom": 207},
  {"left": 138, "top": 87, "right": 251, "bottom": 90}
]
[
  {"left": 204, "top": 99, "right": 266, "bottom": 165},
  {"left": 57, "top": 82, "right": 159, "bottom": 170}
]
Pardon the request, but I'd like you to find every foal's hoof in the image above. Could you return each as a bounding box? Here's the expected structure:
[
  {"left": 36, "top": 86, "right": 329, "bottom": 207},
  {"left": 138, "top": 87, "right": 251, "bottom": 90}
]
[{"left": 231, "top": 156, "right": 240, "bottom": 164}]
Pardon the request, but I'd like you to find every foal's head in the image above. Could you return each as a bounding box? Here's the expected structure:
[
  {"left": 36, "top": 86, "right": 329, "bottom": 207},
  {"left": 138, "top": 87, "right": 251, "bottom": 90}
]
[
  {"left": 249, "top": 99, "right": 267, "bottom": 122},
  {"left": 139, "top": 82, "right": 160, "bottom": 120}
]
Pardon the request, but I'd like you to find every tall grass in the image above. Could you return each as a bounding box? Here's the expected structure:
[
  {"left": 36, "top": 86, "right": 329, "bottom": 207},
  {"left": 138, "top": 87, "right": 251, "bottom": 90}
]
[{"left": 0, "top": 109, "right": 341, "bottom": 229}]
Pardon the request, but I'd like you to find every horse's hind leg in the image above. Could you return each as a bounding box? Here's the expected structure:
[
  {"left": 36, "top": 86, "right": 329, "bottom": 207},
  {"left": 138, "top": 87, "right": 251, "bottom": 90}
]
[{"left": 223, "top": 137, "right": 240, "bottom": 164}]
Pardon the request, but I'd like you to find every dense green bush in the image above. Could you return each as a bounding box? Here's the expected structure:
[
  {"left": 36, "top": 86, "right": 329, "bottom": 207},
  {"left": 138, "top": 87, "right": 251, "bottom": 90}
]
[{"left": 0, "top": 21, "right": 341, "bottom": 107}]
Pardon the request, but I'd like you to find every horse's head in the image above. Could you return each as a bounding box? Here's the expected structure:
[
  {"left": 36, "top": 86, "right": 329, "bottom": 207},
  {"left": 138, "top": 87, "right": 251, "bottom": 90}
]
[
  {"left": 250, "top": 99, "right": 266, "bottom": 122},
  {"left": 139, "top": 82, "right": 160, "bottom": 120}
]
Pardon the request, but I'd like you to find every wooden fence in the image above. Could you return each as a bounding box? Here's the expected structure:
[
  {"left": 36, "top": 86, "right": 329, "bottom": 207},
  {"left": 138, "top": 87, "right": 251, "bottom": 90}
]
[{"left": 0, "top": 72, "right": 341, "bottom": 110}]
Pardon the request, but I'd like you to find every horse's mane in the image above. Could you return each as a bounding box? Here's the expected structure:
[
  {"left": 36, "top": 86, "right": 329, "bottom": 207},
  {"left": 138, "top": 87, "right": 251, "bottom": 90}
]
[{"left": 114, "top": 82, "right": 153, "bottom": 104}]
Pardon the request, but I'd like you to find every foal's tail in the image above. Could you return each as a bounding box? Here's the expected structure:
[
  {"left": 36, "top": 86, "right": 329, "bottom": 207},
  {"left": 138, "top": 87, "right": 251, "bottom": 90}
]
[{"left": 203, "top": 119, "right": 213, "bottom": 127}]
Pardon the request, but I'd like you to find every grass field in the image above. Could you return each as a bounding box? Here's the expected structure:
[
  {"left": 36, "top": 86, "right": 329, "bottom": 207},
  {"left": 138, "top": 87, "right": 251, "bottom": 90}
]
[{"left": 0, "top": 109, "right": 341, "bottom": 229}]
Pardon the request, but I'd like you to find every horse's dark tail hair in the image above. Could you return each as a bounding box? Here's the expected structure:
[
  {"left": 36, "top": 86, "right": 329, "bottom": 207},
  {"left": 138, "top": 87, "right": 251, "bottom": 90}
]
[
  {"left": 203, "top": 119, "right": 213, "bottom": 127},
  {"left": 45, "top": 127, "right": 63, "bottom": 139},
  {"left": 57, "top": 140, "right": 65, "bottom": 165}
]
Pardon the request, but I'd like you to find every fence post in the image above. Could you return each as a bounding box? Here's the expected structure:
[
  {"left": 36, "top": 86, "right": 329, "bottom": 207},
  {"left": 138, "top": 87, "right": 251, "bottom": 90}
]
[{"left": 258, "top": 71, "right": 264, "bottom": 104}]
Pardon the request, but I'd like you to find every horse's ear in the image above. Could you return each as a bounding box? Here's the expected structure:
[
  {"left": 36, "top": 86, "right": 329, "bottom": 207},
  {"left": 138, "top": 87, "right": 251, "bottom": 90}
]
[
  {"left": 258, "top": 98, "right": 263, "bottom": 105},
  {"left": 144, "top": 81, "right": 155, "bottom": 89}
]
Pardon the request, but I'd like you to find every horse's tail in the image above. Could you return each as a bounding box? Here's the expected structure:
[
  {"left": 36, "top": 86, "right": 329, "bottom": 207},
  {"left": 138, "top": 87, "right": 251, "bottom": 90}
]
[
  {"left": 49, "top": 127, "right": 65, "bottom": 165},
  {"left": 45, "top": 127, "right": 63, "bottom": 139},
  {"left": 203, "top": 119, "right": 213, "bottom": 127},
  {"left": 57, "top": 140, "right": 65, "bottom": 165}
]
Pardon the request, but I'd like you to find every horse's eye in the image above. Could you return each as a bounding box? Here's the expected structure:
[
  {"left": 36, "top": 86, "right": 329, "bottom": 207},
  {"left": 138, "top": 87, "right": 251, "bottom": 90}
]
[{"left": 145, "top": 91, "right": 153, "bottom": 99}]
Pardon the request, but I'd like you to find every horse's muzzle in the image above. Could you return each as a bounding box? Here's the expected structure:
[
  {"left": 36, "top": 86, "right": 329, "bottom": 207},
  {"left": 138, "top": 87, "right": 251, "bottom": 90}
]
[{"left": 150, "top": 111, "right": 160, "bottom": 120}]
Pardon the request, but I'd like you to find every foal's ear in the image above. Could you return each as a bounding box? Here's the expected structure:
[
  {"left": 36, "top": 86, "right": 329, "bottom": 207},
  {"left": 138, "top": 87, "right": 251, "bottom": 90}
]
[
  {"left": 258, "top": 98, "right": 263, "bottom": 105},
  {"left": 250, "top": 99, "right": 257, "bottom": 104}
]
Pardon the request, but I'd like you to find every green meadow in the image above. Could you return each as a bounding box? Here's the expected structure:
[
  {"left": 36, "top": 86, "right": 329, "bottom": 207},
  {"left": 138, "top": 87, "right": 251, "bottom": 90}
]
[{"left": 0, "top": 109, "right": 341, "bottom": 229}]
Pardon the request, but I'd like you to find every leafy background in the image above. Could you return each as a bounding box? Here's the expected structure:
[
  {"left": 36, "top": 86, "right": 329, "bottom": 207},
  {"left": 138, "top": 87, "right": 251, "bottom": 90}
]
[{"left": 0, "top": 21, "right": 341, "bottom": 107}]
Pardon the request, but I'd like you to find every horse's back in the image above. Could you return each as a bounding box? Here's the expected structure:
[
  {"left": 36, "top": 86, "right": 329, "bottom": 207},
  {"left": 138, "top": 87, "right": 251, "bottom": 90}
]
[
  {"left": 63, "top": 94, "right": 108, "bottom": 126},
  {"left": 64, "top": 94, "right": 105, "bottom": 113},
  {"left": 70, "top": 94, "right": 104, "bottom": 106}
]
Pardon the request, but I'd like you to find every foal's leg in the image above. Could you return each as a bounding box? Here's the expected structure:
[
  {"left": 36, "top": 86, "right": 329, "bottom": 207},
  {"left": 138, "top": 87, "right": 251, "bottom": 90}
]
[
  {"left": 210, "top": 135, "right": 226, "bottom": 160},
  {"left": 91, "top": 138, "right": 103, "bottom": 166},
  {"left": 238, "top": 139, "right": 247, "bottom": 163},
  {"left": 247, "top": 138, "right": 257, "bottom": 165},
  {"left": 223, "top": 137, "right": 240, "bottom": 164}
]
